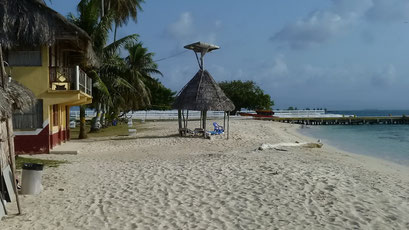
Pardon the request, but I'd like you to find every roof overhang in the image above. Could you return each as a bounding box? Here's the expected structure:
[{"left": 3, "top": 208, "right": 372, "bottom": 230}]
[{"left": 184, "top": 42, "right": 220, "bottom": 53}]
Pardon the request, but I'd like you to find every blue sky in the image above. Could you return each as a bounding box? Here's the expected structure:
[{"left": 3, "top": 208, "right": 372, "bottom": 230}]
[{"left": 51, "top": 0, "right": 409, "bottom": 110}]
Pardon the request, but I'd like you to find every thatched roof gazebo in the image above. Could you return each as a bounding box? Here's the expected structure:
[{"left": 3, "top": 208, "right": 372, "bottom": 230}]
[
  {"left": 0, "top": 0, "right": 98, "bottom": 66},
  {"left": 0, "top": 80, "right": 35, "bottom": 170},
  {"left": 173, "top": 42, "right": 235, "bottom": 138}
]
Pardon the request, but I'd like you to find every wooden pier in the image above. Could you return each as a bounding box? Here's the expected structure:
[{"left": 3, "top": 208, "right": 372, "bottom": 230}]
[{"left": 257, "top": 116, "right": 409, "bottom": 125}]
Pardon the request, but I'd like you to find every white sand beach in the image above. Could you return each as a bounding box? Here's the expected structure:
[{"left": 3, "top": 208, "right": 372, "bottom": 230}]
[{"left": 2, "top": 119, "right": 409, "bottom": 229}]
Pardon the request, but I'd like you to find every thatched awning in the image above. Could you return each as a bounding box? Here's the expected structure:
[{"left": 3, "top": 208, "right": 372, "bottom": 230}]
[
  {"left": 0, "top": 0, "right": 98, "bottom": 67},
  {"left": 173, "top": 70, "right": 235, "bottom": 111},
  {"left": 0, "top": 80, "right": 36, "bottom": 119}
]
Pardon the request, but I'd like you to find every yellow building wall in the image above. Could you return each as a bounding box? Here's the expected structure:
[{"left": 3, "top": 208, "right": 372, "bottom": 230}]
[
  {"left": 8, "top": 46, "right": 51, "bottom": 124},
  {"left": 9, "top": 46, "right": 49, "bottom": 97},
  {"left": 60, "top": 105, "right": 67, "bottom": 132},
  {"left": 9, "top": 46, "right": 90, "bottom": 135},
  {"left": 50, "top": 105, "right": 68, "bottom": 134}
]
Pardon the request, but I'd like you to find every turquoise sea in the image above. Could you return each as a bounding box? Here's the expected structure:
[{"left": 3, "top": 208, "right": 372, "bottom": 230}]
[{"left": 299, "top": 110, "right": 409, "bottom": 166}]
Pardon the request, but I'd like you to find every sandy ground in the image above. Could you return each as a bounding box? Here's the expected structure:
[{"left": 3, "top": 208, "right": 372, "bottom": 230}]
[{"left": 1, "top": 119, "right": 409, "bottom": 229}]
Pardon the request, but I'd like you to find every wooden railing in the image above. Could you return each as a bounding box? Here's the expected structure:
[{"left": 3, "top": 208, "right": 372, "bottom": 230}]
[{"left": 49, "top": 66, "right": 92, "bottom": 96}]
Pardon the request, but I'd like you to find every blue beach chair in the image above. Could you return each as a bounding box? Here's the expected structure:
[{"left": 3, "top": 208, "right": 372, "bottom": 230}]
[{"left": 211, "top": 122, "right": 224, "bottom": 135}]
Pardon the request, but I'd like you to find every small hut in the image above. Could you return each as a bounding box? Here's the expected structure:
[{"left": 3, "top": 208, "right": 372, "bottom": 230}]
[
  {"left": 0, "top": 80, "right": 35, "bottom": 170},
  {"left": 173, "top": 42, "right": 235, "bottom": 138},
  {"left": 0, "top": 49, "right": 35, "bottom": 217}
]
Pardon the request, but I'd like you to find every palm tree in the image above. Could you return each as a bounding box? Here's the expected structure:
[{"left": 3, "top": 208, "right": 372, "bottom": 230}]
[
  {"left": 69, "top": 0, "right": 139, "bottom": 136},
  {"left": 106, "top": 0, "right": 144, "bottom": 41},
  {"left": 71, "top": 0, "right": 162, "bottom": 137},
  {"left": 122, "top": 42, "right": 162, "bottom": 112},
  {"left": 104, "top": 42, "right": 162, "bottom": 119},
  {"left": 83, "top": 0, "right": 144, "bottom": 41}
]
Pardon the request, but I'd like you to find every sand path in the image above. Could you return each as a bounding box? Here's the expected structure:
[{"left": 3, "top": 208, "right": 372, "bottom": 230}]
[{"left": 2, "top": 119, "right": 409, "bottom": 229}]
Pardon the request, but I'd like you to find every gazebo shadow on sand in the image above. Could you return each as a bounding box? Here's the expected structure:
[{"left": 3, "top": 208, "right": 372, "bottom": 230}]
[{"left": 134, "top": 133, "right": 180, "bottom": 139}]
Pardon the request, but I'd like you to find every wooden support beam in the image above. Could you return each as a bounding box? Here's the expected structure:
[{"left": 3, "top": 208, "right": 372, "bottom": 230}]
[
  {"left": 186, "top": 110, "right": 189, "bottom": 129},
  {"left": 178, "top": 109, "right": 182, "bottom": 136},
  {"left": 202, "top": 110, "right": 207, "bottom": 138},
  {"left": 223, "top": 112, "right": 226, "bottom": 130},
  {"left": 227, "top": 112, "right": 230, "bottom": 140}
]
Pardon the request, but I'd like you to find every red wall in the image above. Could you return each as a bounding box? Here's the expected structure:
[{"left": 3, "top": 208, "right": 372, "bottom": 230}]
[
  {"left": 49, "top": 129, "right": 67, "bottom": 148},
  {"left": 15, "top": 126, "right": 68, "bottom": 155},
  {"left": 15, "top": 125, "right": 50, "bottom": 154}
]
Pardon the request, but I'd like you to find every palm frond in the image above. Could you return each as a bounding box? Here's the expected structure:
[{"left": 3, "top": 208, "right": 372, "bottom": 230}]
[{"left": 104, "top": 34, "right": 139, "bottom": 56}]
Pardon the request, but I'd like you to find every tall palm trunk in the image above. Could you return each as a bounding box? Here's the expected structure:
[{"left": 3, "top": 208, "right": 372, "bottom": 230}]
[
  {"left": 90, "top": 103, "right": 101, "bottom": 132},
  {"left": 100, "top": 103, "right": 106, "bottom": 127},
  {"left": 114, "top": 23, "right": 118, "bottom": 42},
  {"left": 78, "top": 105, "right": 88, "bottom": 139}
]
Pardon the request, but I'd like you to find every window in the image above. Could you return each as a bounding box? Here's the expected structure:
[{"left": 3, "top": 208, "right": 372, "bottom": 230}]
[
  {"left": 12, "top": 100, "right": 43, "bottom": 129},
  {"left": 7, "top": 47, "right": 42, "bottom": 66}
]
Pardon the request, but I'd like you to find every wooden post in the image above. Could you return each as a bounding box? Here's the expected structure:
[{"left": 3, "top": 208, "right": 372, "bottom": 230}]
[
  {"left": 182, "top": 110, "right": 186, "bottom": 129},
  {"left": 227, "top": 111, "right": 230, "bottom": 140},
  {"left": 200, "top": 111, "right": 203, "bottom": 128},
  {"left": 6, "top": 119, "right": 21, "bottom": 215},
  {"left": 202, "top": 110, "right": 207, "bottom": 138},
  {"left": 178, "top": 109, "right": 182, "bottom": 136},
  {"left": 185, "top": 110, "right": 189, "bottom": 128},
  {"left": 223, "top": 112, "right": 226, "bottom": 130}
]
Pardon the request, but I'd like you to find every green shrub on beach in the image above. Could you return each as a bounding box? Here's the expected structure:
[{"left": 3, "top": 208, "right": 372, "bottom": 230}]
[{"left": 219, "top": 80, "right": 274, "bottom": 114}]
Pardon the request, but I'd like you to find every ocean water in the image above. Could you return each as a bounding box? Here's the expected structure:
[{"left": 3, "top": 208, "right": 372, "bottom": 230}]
[
  {"left": 328, "top": 109, "right": 409, "bottom": 117},
  {"left": 299, "top": 110, "right": 409, "bottom": 166}
]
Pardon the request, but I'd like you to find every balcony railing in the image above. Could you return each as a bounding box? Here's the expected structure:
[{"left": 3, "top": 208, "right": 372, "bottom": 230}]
[{"left": 49, "top": 66, "right": 92, "bottom": 96}]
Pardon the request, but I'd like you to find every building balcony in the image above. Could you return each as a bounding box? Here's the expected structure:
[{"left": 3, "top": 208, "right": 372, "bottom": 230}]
[{"left": 49, "top": 66, "right": 92, "bottom": 96}]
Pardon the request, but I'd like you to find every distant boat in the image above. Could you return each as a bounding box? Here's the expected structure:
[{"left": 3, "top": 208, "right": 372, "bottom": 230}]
[{"left": 238, "top": 110, "right": 275, "bottom": 118}]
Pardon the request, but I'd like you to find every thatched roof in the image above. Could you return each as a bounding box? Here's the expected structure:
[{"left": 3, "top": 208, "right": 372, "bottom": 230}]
[
  {"left": 0, "top": 80, "right": 36, "bottom": 119},
  {"left": 0, "top": 0, "right": 98, "bottom": 66},
  {"left": 173, "top": 70, "right": 235, "bottom": 111}
]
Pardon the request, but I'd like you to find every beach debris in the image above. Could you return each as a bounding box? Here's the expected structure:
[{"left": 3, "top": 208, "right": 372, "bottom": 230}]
[
  {"left": 207, "top": 153, "right": 222, "bottom": 158},
  {"left": 274, "top": 148, "right": 288, "bottom": 152},
  {"left": 258, "top": 142, "right": 323, "bottom": 151},
  {"left": 304, "top": 143, "right": 324, "bottom": 148}
]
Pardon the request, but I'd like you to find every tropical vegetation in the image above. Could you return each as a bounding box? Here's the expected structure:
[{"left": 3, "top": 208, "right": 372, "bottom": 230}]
[
  {"left": 219, "top": 80, "right": 274, "bottom": 114},
  {"left": 67, "top": 0, "right": 173, "bottom": 138}
]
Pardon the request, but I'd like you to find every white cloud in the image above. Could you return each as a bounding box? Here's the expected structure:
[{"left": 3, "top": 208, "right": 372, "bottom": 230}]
[
  {"left": 163, "top": 65, "right": 196, "bottom": 91},
  {"left": 215, "top": 20, "right": 222, "bottom": 28},
  {"left": 269, "top": 57, "right": 289, "bottom": 76},
  {"left": 209, "top": 65, "right": 230, "bottom": 81},
  {"left": 303, "top": 64, "right": 325, "bottom": 77},
  {"left": 371, "top": 64, "right": 396, "bottom": 87},
  {"left": 270, "top": 0, "right": 409, "bottom": 49},
  {"left": 366, "top": 0, "right": 409, "bottom": 22},
  {"left": 166, "top": 12, "right": 221, "bottom": 45},
  {"left": 271, "top": 10, "right": 351, "bottom": 49},
  {"left": 331, "top": 0, "right": 373, "bottom": 15},
  {"left": 167, "top": 12, "right": 194, "bottom": 41}
]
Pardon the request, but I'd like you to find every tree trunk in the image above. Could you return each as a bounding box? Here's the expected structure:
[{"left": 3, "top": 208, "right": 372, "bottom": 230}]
[
  {"left": 101, "top": 0, "right": 104, "bottom": 18},
  {"left": 114, "top": 23, "right": 118, "bottom": 43},
  {"left": 78, "top": 105, "right": 88, "bottom": 139},
  {"left": 100, "top": 104, "right": 106, "bottom": 127},
  {"left": 90, "top": 103, "right": 101, "bottom": 132}
]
